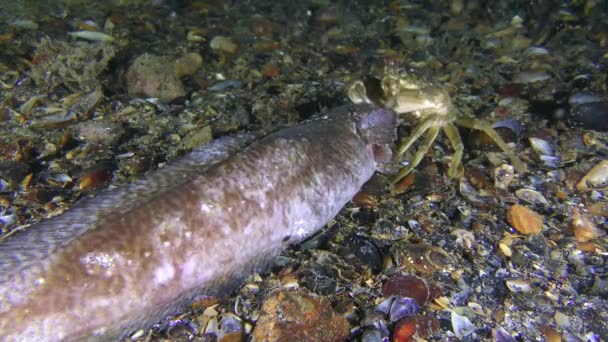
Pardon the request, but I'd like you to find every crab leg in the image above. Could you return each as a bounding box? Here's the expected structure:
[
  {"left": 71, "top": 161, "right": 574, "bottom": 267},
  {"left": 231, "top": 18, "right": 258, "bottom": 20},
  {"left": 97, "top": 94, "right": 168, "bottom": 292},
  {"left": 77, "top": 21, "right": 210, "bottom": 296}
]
[
  {"left": 391, "top": 123, "right": 440, "bottom": 185},
  {"left": 455, "top": 116, "right": 527, "bottom": 173},
  {"left": 394, "top": 115, "right": 439, "bottom": 158},
  {"left": 442, "top": 122, "right": 465, "bottom": 179}
]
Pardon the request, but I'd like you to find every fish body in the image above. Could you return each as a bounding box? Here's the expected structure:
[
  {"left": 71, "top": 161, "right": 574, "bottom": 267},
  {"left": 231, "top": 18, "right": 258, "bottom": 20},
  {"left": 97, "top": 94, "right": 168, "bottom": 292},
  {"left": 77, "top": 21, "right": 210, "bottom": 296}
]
[{"left": 0, "top": 105, "right": 396, "bottom": 341}]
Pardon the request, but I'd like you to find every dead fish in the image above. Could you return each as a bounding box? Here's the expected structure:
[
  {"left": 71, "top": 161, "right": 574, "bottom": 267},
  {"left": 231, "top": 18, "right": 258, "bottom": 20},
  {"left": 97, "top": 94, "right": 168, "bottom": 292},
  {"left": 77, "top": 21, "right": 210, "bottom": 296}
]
[{"left": 0, "top": 104, "right": 396, "bottom": 341}]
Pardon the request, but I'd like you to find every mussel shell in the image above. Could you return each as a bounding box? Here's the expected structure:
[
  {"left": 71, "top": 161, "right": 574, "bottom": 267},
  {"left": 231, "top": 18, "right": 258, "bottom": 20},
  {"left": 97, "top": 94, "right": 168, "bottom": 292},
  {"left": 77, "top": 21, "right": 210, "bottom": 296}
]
[{"left": 568, "top": 101, "right": 608, "bottom": 131}]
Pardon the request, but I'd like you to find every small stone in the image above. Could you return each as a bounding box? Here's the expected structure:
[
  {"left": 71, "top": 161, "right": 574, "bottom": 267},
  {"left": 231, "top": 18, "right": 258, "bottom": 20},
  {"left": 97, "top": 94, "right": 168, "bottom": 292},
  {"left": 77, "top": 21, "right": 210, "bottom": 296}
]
[
  {"left": 127, "top": 52, "right": 202, "bottom": 102},
  {"left": 343, "top": 235, "right": 383, "bottom": 273},
  {"left": 570, "top": 208, "right": 604, "bottom": 242},
  {"left": 554, "top": 311, "right": 571, "bottom": 328},
  {"left": 451, "top": 310, "right": 475, "bottom": 339},
  {"left": 79, "top": 163, "right": 114, "bottom": 191},
  {"left": 389, "top": 297, "right": 420, "bottom": 322},
  {"left": 182, "top": 126, "right": 213, "bottom": 150},
  {"left": 382, "top": 273, "right": 430, "bottom": 306},
  {"left": 589, "top": 202, "right": 608, "bottom": 217},
  {"left": 174, "top": 52, "right": 203, "bottom": 78},
  {"left": 392, "top": 315, "right": 440, "bottom": 342},
  {"left": 513, "top": 70, "right": 551, "bottom": 84},
  {"left": 577, "top": 160, "right": 608, "bottom": 191},
  {"left": 539, "top": 325, "right": 561, "bottom": 342},
  {"left": 515, "top": 188, "right": 549, "bottom": 206},
  {"left": 505, "top": 279, "right": 533, "bottom": 293},
  {"left": 0, "top": 160, "right": 31, "bottom": 185},
  {"left": 261, "top": 62, "right": 280, "bottom": 79},
  {"left": 74, "top": 121, "right": 125, "bottom": 146},
  {"left": 507, "top": 204, "right": 543, "bottom": 234},
  {"left": 568, "top": 101, "right": 608, "bottom": 131},
  {"left": 392, "top": 316, "right": 416, "bottom": 342},
  {"left": 210, "top": 36, "right": 239, "bottom": 54},
  {"left": 494, "top": 164, "right": 515, "bottom": 189},
  {"left": 252, "top": 289, "right": 349, "bottom": 342}
]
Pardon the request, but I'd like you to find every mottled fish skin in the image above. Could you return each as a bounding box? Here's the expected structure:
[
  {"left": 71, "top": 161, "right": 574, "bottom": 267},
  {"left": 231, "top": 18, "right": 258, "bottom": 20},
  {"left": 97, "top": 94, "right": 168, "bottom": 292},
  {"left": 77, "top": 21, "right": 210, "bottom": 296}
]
[{"left": 0, "top": 105, "right": 396, "bottom": 341}]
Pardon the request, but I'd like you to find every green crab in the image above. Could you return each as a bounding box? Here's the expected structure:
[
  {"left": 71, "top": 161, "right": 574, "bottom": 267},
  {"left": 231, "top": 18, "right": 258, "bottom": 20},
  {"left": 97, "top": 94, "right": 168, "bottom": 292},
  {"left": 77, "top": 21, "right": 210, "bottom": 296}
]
[{"left": 348, "top": 64, "right": 526, "bottom": 185}]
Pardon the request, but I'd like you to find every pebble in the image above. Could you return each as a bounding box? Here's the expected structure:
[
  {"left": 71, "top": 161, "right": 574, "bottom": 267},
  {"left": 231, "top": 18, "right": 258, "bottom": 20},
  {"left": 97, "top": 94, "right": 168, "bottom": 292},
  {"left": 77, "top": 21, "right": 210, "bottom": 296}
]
[
  {"left": 67, "top": 30, "right": 115, "bottom": 42},
  {"left": 507, "top": 204, "right": 544, "bottom": 234},
  {"left": 126, "top": 52, "right": 202, "bottom": 102},
  {"left": 570, "top": 208, "right": 604, "bottom": 243},
  {"left": 392, "top": 316, "right": 416, "bottom": 342},
  {"left": 589, "top": 202, "right": 608, "bottom": 217},
  {"left": 0, "top": 160, "right": 31, "bottom": 186},
  {"left": 74, "top": 121, "right": 125, "bottom": 145},
  {"left": 392, "top": 315, "right": 440, "bottom": 342},
  {"left": 576, "top": 160, "right": 608, "bottom": 191},
  {"left": 553, "top": 311, "right": 571, "bottom": 328},
  {"left": 513, "top": 70, "right": 551, "bottom": 84},
  {"left": 505, "top": 279, "right": 533, "bottom": 293},
  {"left": 251, "top": 289, "right": 350, "bottom": 341},
  {"left": 494, "top": 164, "right": 515, "bottom": 189},
  {"left": 515, "top": 188, "right": 549, "bottom": 206},
  {"left": 398, "top": 243, "right": 450, "bottom": 274},
  {"left": 208, "top": 80, "right": 242, "bottom": 92},
  {"left": 525, "top": 46, "right": 549, "bottom": 56},
  {"left": 389, "top": 297, "right": 420, "bottom": 322},
  {"left": 568, "top": 101, "right": 608, "bottom": 131},
  {"left": 182, "top": 126, "right": 213, "bottom": 150},
  {"left": 539, "top": 325, "right": 562, "bottom": 342},
  {"left": 382, "top": 273, "right": 430, "bottom": 306},
  {"left": 78, "top": 165, "right": 114, "bottom": 191},
  {"left": 569, "top": 91, "right": 603, "bottom": 106},
  {"left": 342, "top": 234, "right": 383, "bottom": 273},
  {"left": 210, "top": 36, "right": 239, "bottom": 54},
  {"left": 450, "top": 310, "right": 475, "bottom": 339}
]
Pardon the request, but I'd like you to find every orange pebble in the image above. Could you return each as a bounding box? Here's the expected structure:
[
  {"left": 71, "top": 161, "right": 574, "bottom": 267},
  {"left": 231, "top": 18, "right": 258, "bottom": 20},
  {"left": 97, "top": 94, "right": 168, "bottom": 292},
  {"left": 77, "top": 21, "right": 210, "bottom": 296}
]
[
  {"left": 507, "top": 205, "right": 543, "bottom": 234},
  {"left": 393, "top": 316, "right": 417, "bottom": 342}
]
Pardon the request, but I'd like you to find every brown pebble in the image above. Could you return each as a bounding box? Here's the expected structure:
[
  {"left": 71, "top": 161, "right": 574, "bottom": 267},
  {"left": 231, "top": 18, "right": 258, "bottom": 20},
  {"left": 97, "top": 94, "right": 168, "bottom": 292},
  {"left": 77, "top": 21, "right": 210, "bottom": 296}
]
[
  {"left": 565, "top": 170, "right": 586, "bottom": 191},
  {"left": 252, "top": 289, "right": 349, "bottom": 342},
  {"left": 190, "top": 296, "right": 220, "bottom": 311},
  {"left": 210, "top": 36, "right": 239, "bottom": 54},
  {"left": 555, "top": 190, "right": 569, "bottom": 201},
  {"left": 174, "top": 52, "right": 203, "bottom": 78},
  {"left": 352, "top": 191, "right": 377, "bottom": 208},
  {"left": 412, "top": 315, "right": 440, "bottom": 339},
  {"left": 125, "top": 155, "right": 154, "bottom": 175},
  {"left": 79, "top": 169, "right": 112, "bottom": 191},
  {"left": 577, "top": 241, "right": 602, "bottom": 253},
  {"left": 220, "top": 331, "right": 244, "bottom": 342},
  {"left": 250, "top": 16, "right": 274, "bottom": 37},
  {"left": 23, "top": 188, "right": 58, "bottom": 204},
  {"left": 577, "top": 160, "right": 608, "bottom": 191},
  {"left": 507, "top": 204, "right": 544, "bottom": 235},
  {"left": 538, "top": 325, "right": 561, "bottom": 342},
  {"left": 382, "top": 273, "right": 430, "bottom": 306},
  {"left": 74, "top": 121, "right": 125, "bottom": 146},
  {"left": 261, "top": 62, "right": 280, "bottom": 79},
  {"left": 465, "top": 167, "right": 492, "bottom": 190},
  {"left": 392, "top": 315, "right": 440, "bottom": 342},
  {"left": 0, "top": 104, "right": 11, "bottom": 122},
  {"left": 315, "top": 6, "right": 339, "bottom": 26},
  {"left": 492, "top": 308, "right": 505, "bottom": 322},
  {"left": 393, "top": 173, "right": 415, "bottom": 194},
  {"left": 127, "top": 53, "right": 202, "bottom": 102},
  {"left": 589, "top": 202, "right": 608, "bottom": 217},
  {"left": 570, "top": 208, "right": 604, "bottom": 242},
  {"left": 392, "top": 316, "right": 416, "bottom": 342},
  {"left": 399, "top": 244, "right": 450, "bottom": 274}
]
